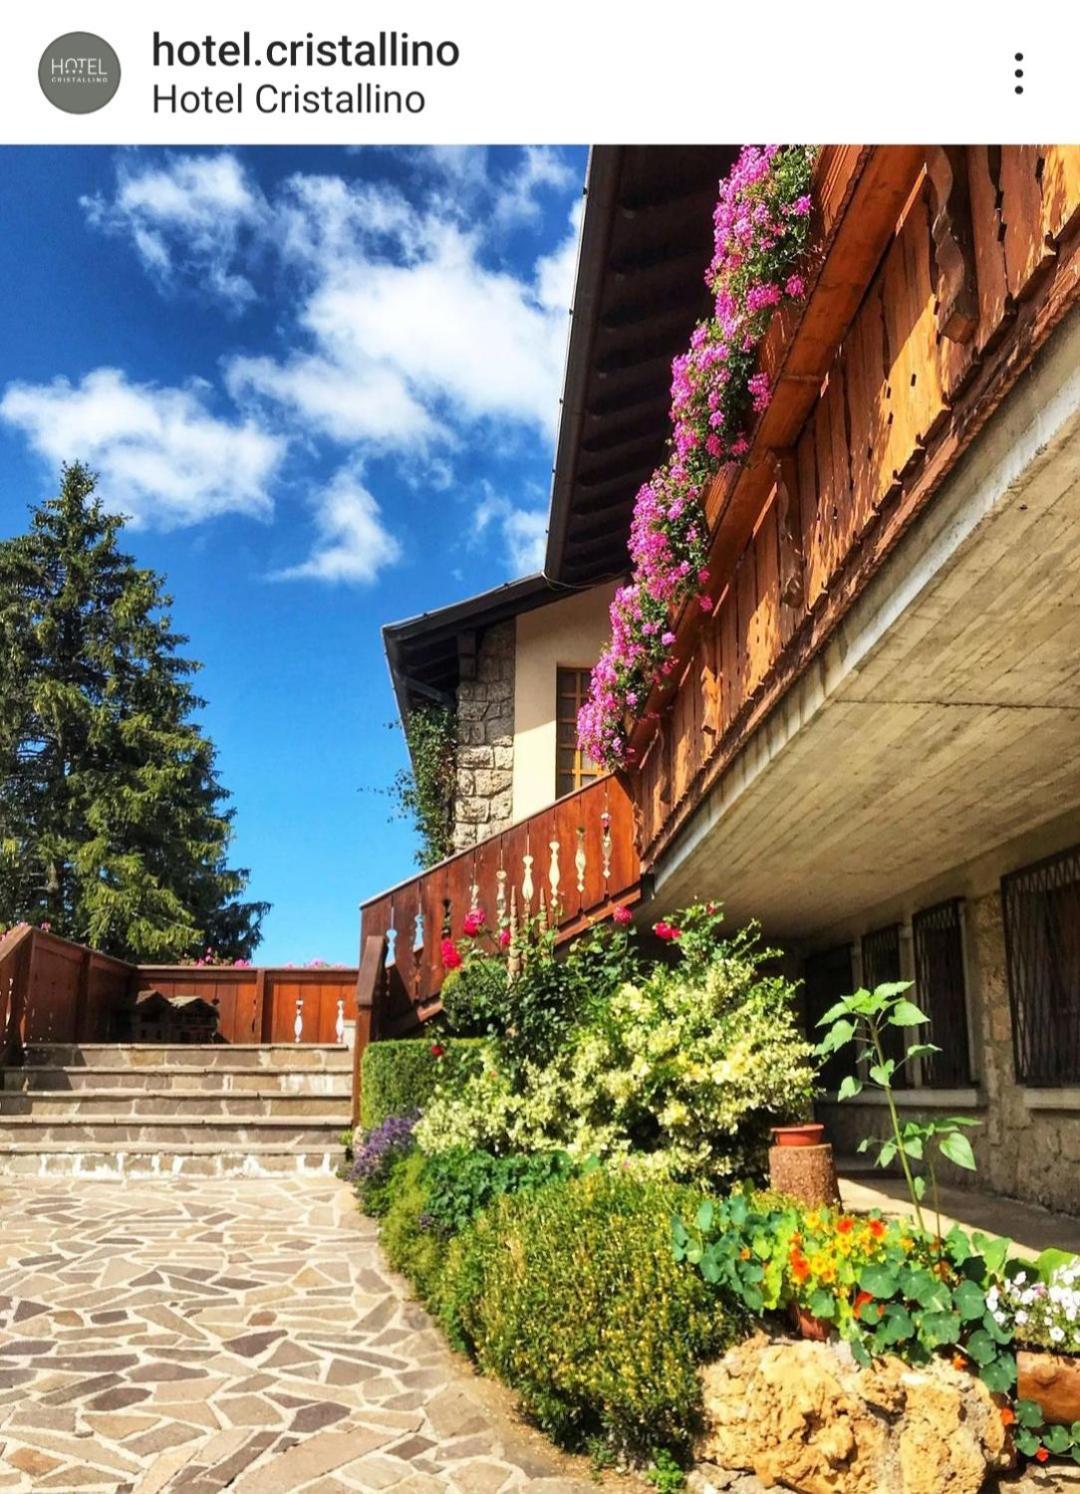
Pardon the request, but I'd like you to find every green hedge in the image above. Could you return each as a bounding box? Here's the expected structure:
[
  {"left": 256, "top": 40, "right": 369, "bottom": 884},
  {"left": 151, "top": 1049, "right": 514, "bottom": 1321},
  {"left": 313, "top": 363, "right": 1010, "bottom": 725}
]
[
  {"left": 435, "top": 1169, "right": 736, "bottom": 1456},
  {"left": 359, "top": 1037, "right": 485, "bottom": 1130}
]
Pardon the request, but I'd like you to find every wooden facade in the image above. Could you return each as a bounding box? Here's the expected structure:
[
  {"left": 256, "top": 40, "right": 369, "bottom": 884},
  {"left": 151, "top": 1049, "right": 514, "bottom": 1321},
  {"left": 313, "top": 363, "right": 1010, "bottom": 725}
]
[
  {"left": 631, "top": 144, "right": 1080, "bottom": 864},
  {"left": 358, "top": 772, "right": 641, "bottom": 1033}
]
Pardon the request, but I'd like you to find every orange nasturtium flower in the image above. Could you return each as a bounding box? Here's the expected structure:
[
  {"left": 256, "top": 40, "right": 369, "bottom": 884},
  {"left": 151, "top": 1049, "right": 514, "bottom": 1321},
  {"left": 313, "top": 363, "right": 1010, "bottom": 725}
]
[
  {"left": 868, "top": 1218, "right": 887, "bottom": 1240},
  {"left": 952, "top": 1354, "right": 968, "bottom": 1372},
  {"left": 853, "top": 1290, "right": 874, "bottom": 1318},
  {"left": 836, "top": 1216, "right": 854, "bottom": 1235},
  {"left": 1035, "top": 1448, "right": 1049, "bottom": 1463},
  {"left": 999, "top": 1407, "right": 1016, "bottom": 1427}
]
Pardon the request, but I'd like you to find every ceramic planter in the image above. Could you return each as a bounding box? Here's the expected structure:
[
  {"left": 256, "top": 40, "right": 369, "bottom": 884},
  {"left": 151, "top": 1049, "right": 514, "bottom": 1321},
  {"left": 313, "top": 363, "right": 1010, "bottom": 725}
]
[
  {"left": 771, "top": 1123, "right": 826, "bottom": 1148},
  {"left": 1017, "top": 1349, "right": 1080, "bottom": 1424}
]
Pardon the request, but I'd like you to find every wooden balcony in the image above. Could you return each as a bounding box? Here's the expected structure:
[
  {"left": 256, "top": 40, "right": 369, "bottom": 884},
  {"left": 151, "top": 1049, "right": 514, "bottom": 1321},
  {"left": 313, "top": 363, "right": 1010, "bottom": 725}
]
[
  {"left": 631, "top": 144, "right": 1080, "bottom": 865},
  {"left": 358, "top": 773, "right": 641, "bottom": 1035}
]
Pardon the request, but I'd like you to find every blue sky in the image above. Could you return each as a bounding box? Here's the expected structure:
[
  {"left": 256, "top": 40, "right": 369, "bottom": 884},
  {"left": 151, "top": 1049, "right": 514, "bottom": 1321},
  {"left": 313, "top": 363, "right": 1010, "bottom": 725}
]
[{"left": 0, "top": 144, "right": 587, "bottom": 964}]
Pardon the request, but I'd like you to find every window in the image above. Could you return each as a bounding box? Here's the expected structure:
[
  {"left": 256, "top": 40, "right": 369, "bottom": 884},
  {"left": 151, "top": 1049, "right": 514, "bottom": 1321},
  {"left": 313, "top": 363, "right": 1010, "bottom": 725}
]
[
  {"left": 912, "top": 900, "right": 972, "bottom": 1087},
  {"left": 861, "top": 924, "right": 908, "bottom": 1087},
  {"left": 803, "top": 944, "right": 854, "bottom": 1095},
  {"left": 1002, "top": 845, "right": 1080, "bottom": 1085},
  {"left": 556, "top": 667, "right": 602, "bottom": 798}
]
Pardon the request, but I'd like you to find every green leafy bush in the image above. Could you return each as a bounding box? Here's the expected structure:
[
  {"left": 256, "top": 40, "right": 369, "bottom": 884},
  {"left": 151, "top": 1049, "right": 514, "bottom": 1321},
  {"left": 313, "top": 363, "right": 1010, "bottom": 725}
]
[
  {"left": 422, "top": 1146, "right": 576, "bottom": 1235},
  {"left": 437, "top": 1169, "right": 735, "bottom": 1456},
  {"left": 359, "top": 1037, "right": 485, "bottom": 1130},
  {"left": 377, "top": 1149, "right": 446, "bottom": 1303},
  {"left": 439, "top": 958, "right": 509, "bottom": 1037},
  {"left": 416, "top": 910, "right": 815, "bottom": 1186}
]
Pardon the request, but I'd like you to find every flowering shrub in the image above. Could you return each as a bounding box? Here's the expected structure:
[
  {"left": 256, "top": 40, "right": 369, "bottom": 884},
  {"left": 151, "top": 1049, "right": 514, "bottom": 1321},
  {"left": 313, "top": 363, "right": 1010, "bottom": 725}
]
[
  {"left": 415, "top": 906, "right": 816, "bottom": 1186},
  {"left": 992, "top": 1257, "right": 1080, "bottom": 1353},
  {"left": 345, "top": 1112, "right": 417, "bottom": 1216},
  {"left": 579, "top": 146, "right": 817, "bottom": 768}
]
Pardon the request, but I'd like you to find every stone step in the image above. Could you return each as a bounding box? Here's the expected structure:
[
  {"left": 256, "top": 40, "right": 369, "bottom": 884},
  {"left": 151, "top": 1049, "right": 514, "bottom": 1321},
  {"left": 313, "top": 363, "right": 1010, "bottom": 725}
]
[
  {"left": 0, "top": 1115, "right": 350, "bottom": 1146},
  {"left": 20, "top": 1043, "right": 353, "bottom": 1071},
  {"left": 0, "top": 1088, "right": 352, "bottom": 1119},
  {"left": 0, "top": 1142, "right": 347, "bottom": 1177},
  {"left": 4, "top": 1065, "right": 351, "bottom": 1095}
]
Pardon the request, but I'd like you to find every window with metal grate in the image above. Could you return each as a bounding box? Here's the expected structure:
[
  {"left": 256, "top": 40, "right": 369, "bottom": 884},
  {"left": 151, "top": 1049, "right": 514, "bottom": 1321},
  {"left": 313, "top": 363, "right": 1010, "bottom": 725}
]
[
  {"left": 1002, "top": 845, "right": 1080, "bottom": 1086},
  {"left": 912, "top": 899, "right": 973, "bottom": 1087},
  {"left": 802, "top": 944, "right": 854, "bottom": 1095},
  {"left": 861, "top": 924, "right": 908, "bottom": 1088}
]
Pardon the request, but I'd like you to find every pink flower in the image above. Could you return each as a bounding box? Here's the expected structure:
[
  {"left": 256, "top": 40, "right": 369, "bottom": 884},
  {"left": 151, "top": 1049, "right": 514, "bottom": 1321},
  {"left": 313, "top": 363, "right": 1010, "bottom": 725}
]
[
  {"left": 699, "top": 594, "right": 714, "bottom": 612},
  {"left": 462, "top": 909, "right": 486, "bottom": 938},
  {"left": 785, "top": 273, "right": 806, "bottom": 298},
  {"left": 498, "top": 928, "right": 511, "bottom": 950},
  {"left": 661, "top": 631, "right": 676, "bottom": 648},
  {"left": 653, "top": 921, "right": 682, "bottom": 942},
  {"left": 612, "top": 905, "right": 632, "bottom": 926},
  {"left": 441, "top": 938, "right": 462, "bottom": 971}
]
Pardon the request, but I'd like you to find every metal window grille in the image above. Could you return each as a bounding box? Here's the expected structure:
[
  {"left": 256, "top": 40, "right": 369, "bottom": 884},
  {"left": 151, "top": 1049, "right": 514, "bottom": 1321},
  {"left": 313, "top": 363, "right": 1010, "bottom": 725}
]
[
  {"left": 861, "top": 924, "right": 908, "bottom": 1087},
  {"left": 912, "top": 899, "right": 972, "bottom": 1087},
  {"left": 1002, "top": 845, "right": 1080, "bottom": 1086},
  {"left": 802, "top": 944, "right": 854, "bottom": 1094}
]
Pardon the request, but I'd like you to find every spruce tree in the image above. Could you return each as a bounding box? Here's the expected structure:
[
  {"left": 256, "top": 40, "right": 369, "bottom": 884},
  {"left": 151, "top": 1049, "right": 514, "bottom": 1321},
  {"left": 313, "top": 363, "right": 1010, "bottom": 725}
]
[{"left": 0, "top": 462, "right": 269, "bottom": 961}]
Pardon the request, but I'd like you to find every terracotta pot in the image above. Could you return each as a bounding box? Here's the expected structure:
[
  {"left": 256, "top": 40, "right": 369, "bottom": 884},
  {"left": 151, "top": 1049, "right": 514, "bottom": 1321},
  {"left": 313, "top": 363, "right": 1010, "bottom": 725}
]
[
  {"left": 1017, "top": 1349, "right": 1080, "bottom": 1425},
  {"left": 771, "top": 1123, "right": 826, "bottom": 1148},
  {"left": 789, "top": 1303, "right": 831, "bottom": 1341}
]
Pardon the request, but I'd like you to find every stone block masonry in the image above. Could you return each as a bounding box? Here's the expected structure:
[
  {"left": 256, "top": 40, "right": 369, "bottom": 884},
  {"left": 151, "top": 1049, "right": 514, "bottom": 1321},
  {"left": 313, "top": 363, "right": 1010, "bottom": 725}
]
[{"left": 453, "top": 622, "right": 515, "bottom": 851}]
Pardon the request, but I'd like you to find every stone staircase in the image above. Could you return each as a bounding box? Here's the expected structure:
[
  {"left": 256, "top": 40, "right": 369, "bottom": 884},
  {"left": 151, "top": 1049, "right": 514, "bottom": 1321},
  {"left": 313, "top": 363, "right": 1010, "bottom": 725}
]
[{"left": 0, "top": 1043, "right": 353, "bottom": 1177}]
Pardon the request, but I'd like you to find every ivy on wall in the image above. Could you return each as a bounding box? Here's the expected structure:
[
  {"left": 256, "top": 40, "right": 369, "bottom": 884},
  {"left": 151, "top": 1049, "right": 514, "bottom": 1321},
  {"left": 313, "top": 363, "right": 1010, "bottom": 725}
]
[{"left": 391, "top": 703, "right": 459, "bottom": 868}]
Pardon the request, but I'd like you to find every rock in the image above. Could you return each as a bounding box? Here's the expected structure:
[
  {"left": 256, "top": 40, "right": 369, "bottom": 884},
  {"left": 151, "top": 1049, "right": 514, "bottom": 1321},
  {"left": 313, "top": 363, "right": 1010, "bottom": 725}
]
[{"left": 696, "top": 1334, "right": 1011, "bottom": 1494}]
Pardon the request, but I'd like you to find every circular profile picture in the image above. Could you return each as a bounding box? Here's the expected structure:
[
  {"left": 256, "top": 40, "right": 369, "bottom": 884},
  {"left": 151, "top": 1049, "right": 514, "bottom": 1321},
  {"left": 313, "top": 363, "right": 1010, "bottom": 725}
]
[{"left": 39, "top": 33, "right": 121, "bottom": 114}]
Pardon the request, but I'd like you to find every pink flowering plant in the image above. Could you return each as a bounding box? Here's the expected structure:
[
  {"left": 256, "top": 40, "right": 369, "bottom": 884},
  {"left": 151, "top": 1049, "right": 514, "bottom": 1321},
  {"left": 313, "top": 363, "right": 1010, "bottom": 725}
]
[{"left": 579, "top": 145, "right": 817, "bottom": 769}]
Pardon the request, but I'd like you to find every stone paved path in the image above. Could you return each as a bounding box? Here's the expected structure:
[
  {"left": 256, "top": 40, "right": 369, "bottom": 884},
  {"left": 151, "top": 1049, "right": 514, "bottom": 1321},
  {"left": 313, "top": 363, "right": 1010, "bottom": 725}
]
[{"left": 0, "top": 1177, "right": 602, "bottom": 1492}]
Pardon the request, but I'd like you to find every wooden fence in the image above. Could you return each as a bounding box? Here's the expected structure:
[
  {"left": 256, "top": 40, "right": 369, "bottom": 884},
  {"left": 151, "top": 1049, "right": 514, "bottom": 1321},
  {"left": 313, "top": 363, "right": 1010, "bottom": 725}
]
[
  {"left": 359, "top": 772, "right": 641, "bottom": 1034},
  {"left": 0, "top": 924, "right": 358, "bottom": 1052},
  {"left": 629, "top": 144, "right": 1080, "bottom": 863}
]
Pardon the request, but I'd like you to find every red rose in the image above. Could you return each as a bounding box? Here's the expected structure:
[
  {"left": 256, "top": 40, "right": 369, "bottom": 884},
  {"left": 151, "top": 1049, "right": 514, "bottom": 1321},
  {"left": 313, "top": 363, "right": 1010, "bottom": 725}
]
[
  {"left": 612, "top": 905, "right": 632, "bottom": 927},
  {"left": 462, "top": 909, "right": 486, "bottom": 937},
  {"left": 441, "top": 938, "right": 462, "bottom": 970},
  {"left": 654, "top": 921, "right": 681, "bottom": 942},
  {"left": 430, "top": 1042, "right": 445, "bottom": 1059},
  {"left": 498, "top": 928, "right": 511, "bottom": 950}
]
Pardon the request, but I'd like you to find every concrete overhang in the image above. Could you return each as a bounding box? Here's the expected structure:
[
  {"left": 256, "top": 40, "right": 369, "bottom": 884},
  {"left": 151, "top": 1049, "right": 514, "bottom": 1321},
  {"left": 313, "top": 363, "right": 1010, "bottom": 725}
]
[{"left": 651, "top": 307, "right": 1080, "bottom": 941}]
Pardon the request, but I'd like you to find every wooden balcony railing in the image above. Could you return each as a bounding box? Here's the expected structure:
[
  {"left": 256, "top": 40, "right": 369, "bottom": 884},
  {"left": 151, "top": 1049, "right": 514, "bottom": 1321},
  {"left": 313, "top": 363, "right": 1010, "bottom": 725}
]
[
  {"left": 630, "top": 144, "right": 1080, "bottom": 864},
  {"left": 359, "top": 772, "right": 641, "bottom": 1034}
]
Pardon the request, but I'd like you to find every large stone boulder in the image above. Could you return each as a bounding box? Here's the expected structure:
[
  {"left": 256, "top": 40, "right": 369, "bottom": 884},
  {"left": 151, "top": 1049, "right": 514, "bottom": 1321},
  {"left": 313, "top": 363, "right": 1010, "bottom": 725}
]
[{"left": 696, "top": 1335, "right": 1012, "bottom": 1494}]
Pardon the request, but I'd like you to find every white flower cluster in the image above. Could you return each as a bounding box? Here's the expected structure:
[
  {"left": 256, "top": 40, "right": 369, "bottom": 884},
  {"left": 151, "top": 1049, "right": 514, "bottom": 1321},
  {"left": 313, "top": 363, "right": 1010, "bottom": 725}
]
[{"left": 989, "top": 1260, "right": 1080, "bottom": 1353}]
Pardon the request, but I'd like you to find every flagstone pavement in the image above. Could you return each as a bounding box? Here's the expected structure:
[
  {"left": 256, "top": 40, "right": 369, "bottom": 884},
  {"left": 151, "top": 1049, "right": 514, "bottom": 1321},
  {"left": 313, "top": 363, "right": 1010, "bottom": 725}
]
[{"left": 0, "top": 1177, "right": 609, "bottom": 1493}]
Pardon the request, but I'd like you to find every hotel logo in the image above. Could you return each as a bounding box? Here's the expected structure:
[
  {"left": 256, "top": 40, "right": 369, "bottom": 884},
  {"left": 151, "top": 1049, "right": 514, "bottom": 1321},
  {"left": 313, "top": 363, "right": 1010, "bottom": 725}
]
[{"left": 39, "top": 33, "right": 121, "bottom": 113}]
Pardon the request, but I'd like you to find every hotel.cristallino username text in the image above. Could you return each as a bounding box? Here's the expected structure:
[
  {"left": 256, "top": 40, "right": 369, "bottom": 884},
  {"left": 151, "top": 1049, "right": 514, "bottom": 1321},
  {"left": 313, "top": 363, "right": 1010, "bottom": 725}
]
[{"left": 151, "top": 32, "right": 460, "bottom": 115}]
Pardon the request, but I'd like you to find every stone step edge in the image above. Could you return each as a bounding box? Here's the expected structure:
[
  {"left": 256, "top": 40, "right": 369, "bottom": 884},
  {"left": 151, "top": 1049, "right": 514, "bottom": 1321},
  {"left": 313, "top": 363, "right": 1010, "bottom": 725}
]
[
  {"left": 21, "top": 1043, "right": 350, "bottom": 1052},
  {"left": 1, "top": 1085, "right": 353, "bottom": 1099},
  {"left": 0, "top": 1140, "right": 348, "bottom": 1154},
  {"left": 4, "top": 1065, "right": 352, "bottom": 1079},
  {"left": 0, "top": 1114, "right": 351, "bottom": 1129}
]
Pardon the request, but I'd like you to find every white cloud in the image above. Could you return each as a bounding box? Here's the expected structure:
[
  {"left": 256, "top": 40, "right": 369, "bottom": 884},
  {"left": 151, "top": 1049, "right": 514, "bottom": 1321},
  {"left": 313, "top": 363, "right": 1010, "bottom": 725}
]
[
  {"left": 81, "top": 152, "right": 266, "bottom": 307},
  {"left": 272, "top": 468, "right": 401, "bottom": 584},
  {"left": 0, "top": 368, "right": 284, "bottom": 527},
  {"left": 474, "top": 487, "right": 548, "bottom": 575},
  {"left": 493, "top": 146, "right": 578, "bottom": 226}
]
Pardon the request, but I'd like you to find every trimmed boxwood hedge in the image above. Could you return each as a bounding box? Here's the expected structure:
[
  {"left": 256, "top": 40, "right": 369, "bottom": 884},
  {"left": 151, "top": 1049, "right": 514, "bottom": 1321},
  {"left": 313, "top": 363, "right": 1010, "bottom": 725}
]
[{"left": 359, "top": 1036, "right": 485, "bottom": 1130}]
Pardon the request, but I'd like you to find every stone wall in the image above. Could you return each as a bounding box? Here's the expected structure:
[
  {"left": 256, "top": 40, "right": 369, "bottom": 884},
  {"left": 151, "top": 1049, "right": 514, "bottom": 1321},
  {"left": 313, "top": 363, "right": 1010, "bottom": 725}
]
[
  {"left": 452, "top": 622, "right": 515, "bottom": 852},
  {"left": 815, "top": 833, "right": 1080, "bottom": 1217}
]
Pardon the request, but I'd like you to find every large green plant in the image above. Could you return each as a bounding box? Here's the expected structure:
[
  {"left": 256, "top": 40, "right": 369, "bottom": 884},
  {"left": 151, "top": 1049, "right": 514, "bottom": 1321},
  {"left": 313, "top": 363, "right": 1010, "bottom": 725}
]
[
  {"left": 416, "top": 906, "right": 816, "bottom": 1186},
  {"left": 437, "top": 1169, "right": 734, "bottom": 1458},
  {"left": 815, "top": 980, "right": 977, "bottom": 1238},
  {"left": 359, "top": 1037, "right": 485, "bottom": 1130},
  {"left": 0, "top": 462, "right": 267, "bottom": 960},
  {"left": 390, "top": 703, "right": 457, "bottom": 868}
]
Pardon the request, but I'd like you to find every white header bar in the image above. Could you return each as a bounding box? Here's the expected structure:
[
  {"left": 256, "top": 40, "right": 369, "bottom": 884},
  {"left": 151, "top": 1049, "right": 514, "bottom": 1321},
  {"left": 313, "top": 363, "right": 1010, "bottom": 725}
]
[{"left": 1, "top": 2, "right": 1061, "bottom": 145}]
